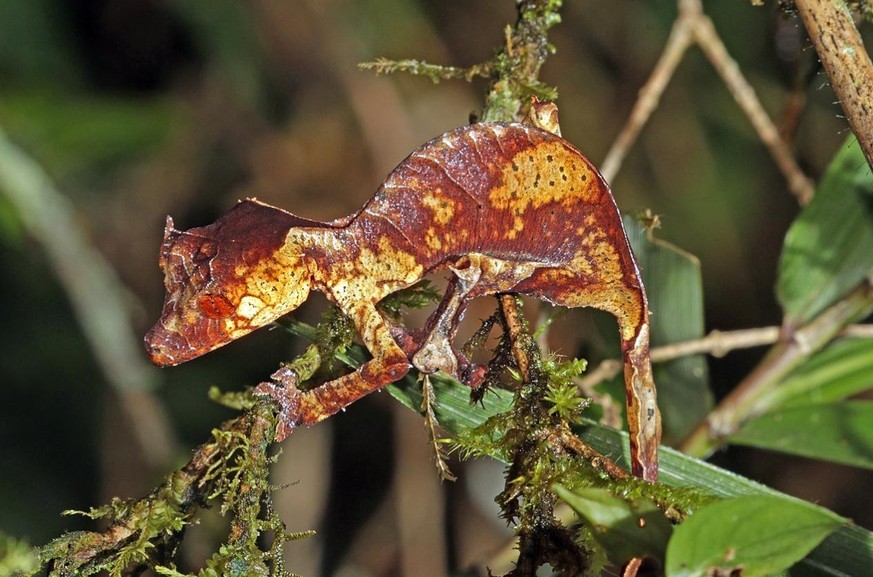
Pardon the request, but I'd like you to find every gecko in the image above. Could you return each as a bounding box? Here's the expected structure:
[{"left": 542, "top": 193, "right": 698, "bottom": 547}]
[{"left": 145, "top": 119, "right": 661, "bottom": 482}]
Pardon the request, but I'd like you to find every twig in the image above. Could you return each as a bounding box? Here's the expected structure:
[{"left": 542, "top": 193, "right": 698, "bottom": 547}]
[
  {"left": 795, "top": 0, "right": 873, "bottom": 169},
  {"left": 0, "top": 126, "right": 175, "bottom": 469},
  {"left": 651, "top": 326, "right": 781, "bottom": 362},
  {"left": 359, "top": 57, "right": 490, "bottom": 83},
  {"left": 599, "top": 7, "right": 695, "bottom": 183},
  {"left": 693, "top": 14, "right": 815, "bottom": 204},
  {"left": 578, "top": 323, "right": 873, "bottom": 390},
  {"left": 601, "top": 0, "right": 814, "bottom": 205}
]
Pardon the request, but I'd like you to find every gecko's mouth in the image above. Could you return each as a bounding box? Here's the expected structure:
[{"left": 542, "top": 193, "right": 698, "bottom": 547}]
[{"left": 144, "top": 324, "right": 186, "bottom": 367}]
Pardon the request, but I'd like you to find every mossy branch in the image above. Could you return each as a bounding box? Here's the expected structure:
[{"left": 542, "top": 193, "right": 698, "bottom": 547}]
[
  {"left": 37, "top": 399, "right": 312, "bottom": 577},
  {"left": 360, "top": 0, "right": 562, "bottom": 123},
  {"left": 359, "top": 57, "right": 491, "bottom": 83}
]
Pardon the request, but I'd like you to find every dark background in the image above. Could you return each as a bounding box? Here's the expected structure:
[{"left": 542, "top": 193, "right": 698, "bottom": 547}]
[{"left": 1, "top": 1, "right": 870, "bottom": 575}]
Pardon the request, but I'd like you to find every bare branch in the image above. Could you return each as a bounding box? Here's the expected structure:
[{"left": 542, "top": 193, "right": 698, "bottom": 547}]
[
  {"left": 579, "top": 323, "right": 873, "bottom": 391},
  {"left": 602, "top": 0, "right": 814, "bottom": 205},
  {"left": 693, "top": 15, "right": 815, "bottom": 204}
]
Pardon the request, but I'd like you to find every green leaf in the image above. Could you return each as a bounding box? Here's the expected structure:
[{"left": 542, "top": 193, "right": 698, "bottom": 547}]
[
  {"left": 728, "top": 401, "right": 873, "bottom": 470},
  {"left": 553, "top": 485, "right": 672, "bottom": 565},
  {"left": 761, "top": 337, "right": 873, "bottom": 409},
  {"left": 777, "top": 136, "right": 873, "bottom": 326},
  {"left": 623, "top": 214, "right": 713, "bottom": 444},
  {"left": 665, "top": 495, "right": 844, "bottom": 577}
]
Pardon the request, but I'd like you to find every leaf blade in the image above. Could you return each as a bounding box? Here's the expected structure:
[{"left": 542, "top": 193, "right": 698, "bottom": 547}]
[
  {"left": 554, "top": 485, "right": 672, "bottom": 566},
  {"left": 728, "top": 401, "right": 873, "bottom": 470},
  {"left": 777, "top": 136, "right": 873, "bottom": 326},
  {"left": 763, "top": 337, "right": 873, "bottom": 409},
  {"left": 665, "top": 495, "right": 844, "bottom": 577},
  {"left": 622, "top": 214, "right": 713, "bottom": 443}
]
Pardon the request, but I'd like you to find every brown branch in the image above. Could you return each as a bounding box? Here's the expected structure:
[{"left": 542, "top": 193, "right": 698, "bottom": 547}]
[
  {"left": 600, "top": 7, "right": 695, "bottom": 182},
  {"left": 693, "top": 14, "right": 815, "bottom": 204},
  {"left": 578, "top": 323, "right": 873, "bottom": 391},
  {"left": 795, "top": 0, "right": 873, "bottom": 169}
]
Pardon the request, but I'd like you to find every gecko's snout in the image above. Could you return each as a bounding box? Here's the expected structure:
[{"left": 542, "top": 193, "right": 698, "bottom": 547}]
[{"left": 144, "top": 324, "right": 182, "bottom": 367}]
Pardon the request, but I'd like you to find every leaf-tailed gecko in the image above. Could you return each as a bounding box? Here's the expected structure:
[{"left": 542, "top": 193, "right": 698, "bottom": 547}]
[{"left": 145, "top": 118, "right": 661, "bottom": 482}]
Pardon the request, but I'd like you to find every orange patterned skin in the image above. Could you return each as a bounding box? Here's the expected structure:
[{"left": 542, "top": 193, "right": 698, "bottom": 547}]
[{"left": 145, "top": 123, "right": 661, "bottom": 482}]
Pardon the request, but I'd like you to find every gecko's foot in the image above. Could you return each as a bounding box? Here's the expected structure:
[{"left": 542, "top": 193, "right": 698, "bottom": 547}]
[
  {"left": 460, "top": 362, "right": 487, "bottom": 390},
  {"left": 253, "top": 367, "right": 303, "bottom": 441}
]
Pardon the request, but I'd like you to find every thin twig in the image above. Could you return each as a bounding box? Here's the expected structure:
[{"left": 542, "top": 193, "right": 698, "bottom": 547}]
[
  {"left": 680, "top": 282, "right": 873, "bottom": 457},
  {"left": 693, "top": 14, "right": 815, "bottom": 204},
  {"left": 578, "top": 323, "right": 873, "bottom": 391},
  {"left": 600, "top": 10, "right": 695, "bottom": 182},
  {"left": 651, "top": 326, "right": 781, "bottom": 362},
  {"left": 601, "top": 0, "right": 814, "bottom": 204}
]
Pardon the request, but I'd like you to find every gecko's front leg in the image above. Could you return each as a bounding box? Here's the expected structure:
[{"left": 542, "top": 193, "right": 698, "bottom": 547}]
[
  {"left": 410, "top": 257, "right": 486, "bottom": 387},
  {"left": 255, "top": 301, "right": 409, "bottom": 440}
]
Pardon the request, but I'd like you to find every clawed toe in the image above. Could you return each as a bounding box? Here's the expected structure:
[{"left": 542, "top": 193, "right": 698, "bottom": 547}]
[{"left": 253, "top": 368, "right": 304, "bottom": 441}]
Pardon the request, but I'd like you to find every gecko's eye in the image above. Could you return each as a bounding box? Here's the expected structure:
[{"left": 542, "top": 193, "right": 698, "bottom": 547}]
[{"left": 197, "top": 293, "right": 236, "bottom": 319}]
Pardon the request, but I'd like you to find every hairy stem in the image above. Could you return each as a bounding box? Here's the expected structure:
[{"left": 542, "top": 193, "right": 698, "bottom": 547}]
[{"left": 795, "top": 0, "right": 873, "bottom": 168}]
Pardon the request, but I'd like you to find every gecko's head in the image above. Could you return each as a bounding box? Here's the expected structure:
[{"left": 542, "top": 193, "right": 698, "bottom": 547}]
[{"left": 145, "top": 201, "right": 313, "bottom": 367}]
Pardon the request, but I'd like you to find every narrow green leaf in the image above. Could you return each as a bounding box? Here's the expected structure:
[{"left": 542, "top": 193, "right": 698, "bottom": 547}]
[
  {"left": 554, "top": 485, "right": 672, "bottom": 565},
  {"left": 665, "top": 495, "right": 844, "bottom": 577},
  {"left": 729, "top": 401, "right": 873, "bottom": 470},
  {"left": 614, "top": 215, "right": 713, "bottom": 443},
  {"left": 762, "top": 337, "right": 873, "bottom": 409},
  {"left": 777, "top": 136, "right": 873, "bottom": 326}
]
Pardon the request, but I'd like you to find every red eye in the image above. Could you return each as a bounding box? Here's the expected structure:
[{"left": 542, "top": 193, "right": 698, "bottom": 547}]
[{"left": 197, "top": 294, "right": 235, "bottom": 319}]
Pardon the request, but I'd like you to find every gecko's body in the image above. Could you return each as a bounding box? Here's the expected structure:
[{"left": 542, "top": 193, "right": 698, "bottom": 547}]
[{"left": 145, "top": 122, "right": 660, "bottom": 481}]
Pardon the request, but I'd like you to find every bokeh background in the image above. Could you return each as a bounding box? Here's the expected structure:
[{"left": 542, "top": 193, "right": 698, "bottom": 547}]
[{"left": 1, "top": 1, "right": 871, "bottom": 575}]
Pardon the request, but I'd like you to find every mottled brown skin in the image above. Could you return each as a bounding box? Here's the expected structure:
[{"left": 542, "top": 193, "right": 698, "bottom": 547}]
[{"left": 145, "top": 123, "right": 661, "bottom": 482}]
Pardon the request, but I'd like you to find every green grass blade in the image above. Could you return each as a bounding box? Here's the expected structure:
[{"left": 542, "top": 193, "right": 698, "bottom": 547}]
[
  {"left": 386, "top": 376, "right": 873, "bottom": 576},
  {"left": 623, "top": 215, "right": 712, "bottom": 444}
]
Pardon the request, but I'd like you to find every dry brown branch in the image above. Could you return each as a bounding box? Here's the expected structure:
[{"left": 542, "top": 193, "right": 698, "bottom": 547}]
[
  {"left": 693, "top": 15, "right": 815, "bottom": 204},
  {"left": 795, "top": 0, "right": 873, "bottom": 168},
  {"left": 599, "top": 7, "right": 696, "bottom": 182},
  {"left": 578, "top": 323, "right": 873, "bottom": 391},
  {"left": 601, "top": 0, "right": 814, "bottom": 204}
]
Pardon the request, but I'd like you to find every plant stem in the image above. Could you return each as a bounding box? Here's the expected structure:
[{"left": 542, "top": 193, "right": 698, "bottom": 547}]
[
  {"left": 679, "top": 281, "right": 873, "bottom": 458},
  {"left": 795, "top": 0, "right": 873, "bottom": 169},
  {"left": 0, "top": 126, "right": 175, "bottom": 469}
]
